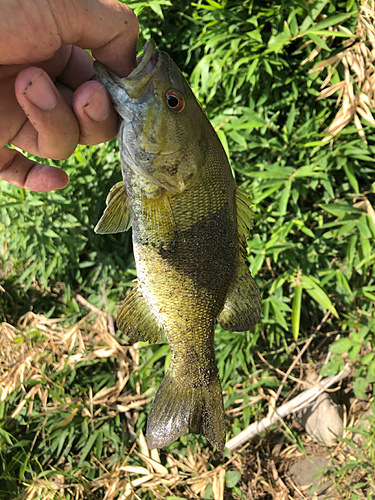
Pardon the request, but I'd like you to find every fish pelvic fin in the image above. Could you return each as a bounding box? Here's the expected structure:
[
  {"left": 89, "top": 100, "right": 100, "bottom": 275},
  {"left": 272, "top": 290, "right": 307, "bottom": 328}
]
[
  {"left": 219, "top": 186, "right": 261, "bottom": 331},
  {"left": 217, "top": 260, "right": 261, "bottom": 332},
  {"left": 95, "top": 181, "right": 132, "bottom": 234},
  {"left": 117, "top": 281, "right": 165, "bottom": 344},
  {"left": 146, "top": 366, "right": 226, "bottom": 451}
]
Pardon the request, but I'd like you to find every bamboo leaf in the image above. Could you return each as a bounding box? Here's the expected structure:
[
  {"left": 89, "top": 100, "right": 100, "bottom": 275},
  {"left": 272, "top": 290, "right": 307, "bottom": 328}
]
[
  {"left": 139, "top": 344, "right": 170, "bottom": 377},
  {"left": 292, "top": 285, "right": 302, "bottom": 340},
  {"left": 306, "top": 33, "right": 331, "bottom": 51},
  {"left": 267, "top": 31, "right": 291, "bottom": 53},
  {"left": 308, "top": 11, "right": 354, "bottom": 31},
  {"left": 343, "top": 164, "right": 359, "bottom": 193},
  {"left": 269, "top": 297, "right": 288, "bottom": 330},
  {"left": 286, "top": 103, "right": 296, "bottom": 136},
  {"left": 300, "top": 275, "right": 339, "bottom": 318}
]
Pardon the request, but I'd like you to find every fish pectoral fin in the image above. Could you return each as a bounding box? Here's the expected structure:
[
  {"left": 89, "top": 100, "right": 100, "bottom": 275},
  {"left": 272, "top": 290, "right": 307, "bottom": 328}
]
[
  {"left": 142, "top": 193, "right": 176, "bottom": 235},
  {"left": 117, "top": 283, "right": 165, "bottom": 344},
  {"left": 95, "top": 181, "right": 132, "bottom": 234},
  {"left": 217, "top": 260, "right": 261, "bottom": 332},
  {"left": 146, "top": 367, "right": 225, "bottom": 451}
]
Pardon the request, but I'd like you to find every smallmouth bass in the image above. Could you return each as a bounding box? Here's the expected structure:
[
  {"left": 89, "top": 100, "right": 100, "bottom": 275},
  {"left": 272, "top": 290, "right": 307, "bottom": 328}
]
[{"left": 94, "top": 40, "right": 261, "bottom": 451}]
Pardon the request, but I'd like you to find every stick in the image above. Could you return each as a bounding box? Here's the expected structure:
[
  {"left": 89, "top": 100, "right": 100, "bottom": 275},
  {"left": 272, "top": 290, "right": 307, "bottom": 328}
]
[
  {"left": 76, "top": 294, "right": 103, "bottom": 314},
  {"left": 272, "top": 335, "right": 314, "bottom": 406},
  {"left": 226, "top": 363, "right": 351, "bottom": 452}
]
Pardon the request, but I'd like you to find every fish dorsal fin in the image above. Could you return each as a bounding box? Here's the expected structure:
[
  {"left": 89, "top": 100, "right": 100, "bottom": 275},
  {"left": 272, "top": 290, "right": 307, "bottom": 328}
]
[
  {"left": 95, "top": 181, "right": 132, "bottom": 234},
  {"left": 236, "top": 187, "right": 254, "bottom": 255},
  {"left": 117, "top": 281, "right": 165, "bottom": 344},
  {"left": 217, "top": 260, "right": 261, "bottom": 332}
]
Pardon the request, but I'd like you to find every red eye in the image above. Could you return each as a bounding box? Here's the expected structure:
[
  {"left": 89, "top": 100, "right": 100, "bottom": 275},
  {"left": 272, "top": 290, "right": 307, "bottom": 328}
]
[{"left": 165, "top": 90, "right": 185, "bottom": 113}]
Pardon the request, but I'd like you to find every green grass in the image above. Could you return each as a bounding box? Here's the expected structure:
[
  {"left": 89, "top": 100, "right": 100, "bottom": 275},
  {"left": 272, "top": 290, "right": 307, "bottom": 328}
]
[{"left": 1, "top": 0, "right": 375, "bottom": 498}]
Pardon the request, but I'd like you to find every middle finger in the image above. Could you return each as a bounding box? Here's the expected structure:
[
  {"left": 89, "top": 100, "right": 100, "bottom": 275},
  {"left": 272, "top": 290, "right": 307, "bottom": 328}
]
[{"left": 13, "top": 67, "right": 80, "bottom": 159}]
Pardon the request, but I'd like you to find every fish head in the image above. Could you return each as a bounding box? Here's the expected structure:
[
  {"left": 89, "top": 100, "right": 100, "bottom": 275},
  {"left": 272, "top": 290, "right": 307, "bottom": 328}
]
[{"left": 94, "top": 40, "right": 204, "bottom": 194}]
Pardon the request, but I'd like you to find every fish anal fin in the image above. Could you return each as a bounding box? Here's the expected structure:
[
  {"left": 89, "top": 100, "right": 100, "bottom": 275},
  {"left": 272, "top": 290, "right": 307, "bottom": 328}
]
[
  {"left": 146, "top": 367, "right": 225, "bottom": 451},
  {"left": 117, "top": 283, "right": 165, "bottom": 344},
  {"left": 95, "top": 181, "right": 132, "bottom": 234},
  {"left": 218, "top": 261, "right": 261, "bottom": 332}
]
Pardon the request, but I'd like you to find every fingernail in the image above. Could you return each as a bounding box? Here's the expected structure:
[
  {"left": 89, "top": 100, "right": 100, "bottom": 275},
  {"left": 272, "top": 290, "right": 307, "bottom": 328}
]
[
  {"left": 24, "top": 73, "right": 58, "bottom": 111},
  {"left": 83, "top": 86, "right": 111, "bottom": 122}
]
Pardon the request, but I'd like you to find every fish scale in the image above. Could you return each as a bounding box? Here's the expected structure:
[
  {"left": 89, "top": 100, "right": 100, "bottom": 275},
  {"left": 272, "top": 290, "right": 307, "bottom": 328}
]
[{"left": 94, "top": 39, "right": 262, "bottom": 450}]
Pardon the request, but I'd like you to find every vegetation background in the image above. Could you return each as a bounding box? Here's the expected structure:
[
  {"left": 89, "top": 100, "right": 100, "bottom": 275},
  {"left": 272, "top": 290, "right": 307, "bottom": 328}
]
[{"left": 0, "top": 0, "right": 374, "bottom": 498}]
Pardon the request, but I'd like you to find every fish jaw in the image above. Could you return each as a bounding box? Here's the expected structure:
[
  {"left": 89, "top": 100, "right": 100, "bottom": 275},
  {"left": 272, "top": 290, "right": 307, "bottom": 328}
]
[
  {"left": 118, "top": 121, "right": 196, "bottom": 196},
  {"left": 94, "top": 39, "right": 160, "bottom": 114},
  {"left": 96, "top": 43, "right": 183, "bottom": 192}
]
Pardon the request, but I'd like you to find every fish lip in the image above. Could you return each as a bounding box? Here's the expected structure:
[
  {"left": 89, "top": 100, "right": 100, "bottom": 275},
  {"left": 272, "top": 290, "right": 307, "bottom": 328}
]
[
  {"left": 94, "top": 39, "right": 158, "bottom": 87},
  {"left": 93, "top": 61, "right": 121, "bottom": 87},
  {"left": 131, "top": 39, "right": 158, "bottom": 78}
]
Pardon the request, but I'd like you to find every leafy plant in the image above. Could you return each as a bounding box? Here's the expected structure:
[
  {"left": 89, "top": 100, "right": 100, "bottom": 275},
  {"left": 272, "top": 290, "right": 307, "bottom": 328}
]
[
  {"left": 322, "top": 305, "right": 375, "bottom": 397},
  {"left": 325, "top": 404, "right": 375, "bottom": 498}
]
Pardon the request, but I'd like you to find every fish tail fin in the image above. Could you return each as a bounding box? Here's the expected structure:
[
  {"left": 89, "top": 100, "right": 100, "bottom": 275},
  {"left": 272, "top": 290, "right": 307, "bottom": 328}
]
[{"left": 146, "top": 367, "right": 226, "bottom": 451}]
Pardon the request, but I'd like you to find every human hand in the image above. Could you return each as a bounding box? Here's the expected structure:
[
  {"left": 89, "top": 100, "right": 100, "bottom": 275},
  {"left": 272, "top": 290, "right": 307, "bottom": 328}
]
[{"left": 0, "top": 0, "right": 138, "bottom": 192}]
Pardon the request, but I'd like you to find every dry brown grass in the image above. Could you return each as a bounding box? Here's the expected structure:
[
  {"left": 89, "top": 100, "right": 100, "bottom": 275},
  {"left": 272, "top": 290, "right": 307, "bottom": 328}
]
[{"left": 309, "top": 0, "right": 375, "bottom": 142}]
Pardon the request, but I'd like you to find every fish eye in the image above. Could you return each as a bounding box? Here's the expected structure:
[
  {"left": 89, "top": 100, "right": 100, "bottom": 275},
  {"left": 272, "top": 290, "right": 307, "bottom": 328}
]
[{"left": 165, "top": 90, "right": 185, "bottom": 113}]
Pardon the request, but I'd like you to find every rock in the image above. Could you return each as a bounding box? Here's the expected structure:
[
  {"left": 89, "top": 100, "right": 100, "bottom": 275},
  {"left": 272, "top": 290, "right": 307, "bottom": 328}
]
[
  {"left": 352, "top": 408, "right": 374, "bottom": 447},
  {"left": 296, "top": 373, "right": 343, "bottom": 444},
  {"left": 289, "top": 455, "right": 334, "bottom": 499}
]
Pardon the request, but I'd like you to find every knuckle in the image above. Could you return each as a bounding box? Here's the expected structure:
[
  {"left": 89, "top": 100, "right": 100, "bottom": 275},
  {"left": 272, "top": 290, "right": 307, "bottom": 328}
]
[
  {"left": 123, "top": 6, "right": 139, "bottom": 35},
  {"left": 41, "top": 138, "right": 77, "bottom": 161},
  {"left": 51, "top": 148, "right": 76, "bottom": 161}
]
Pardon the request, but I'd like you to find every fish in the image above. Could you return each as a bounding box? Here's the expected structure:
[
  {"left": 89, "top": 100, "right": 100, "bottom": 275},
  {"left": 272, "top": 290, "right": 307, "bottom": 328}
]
[{"left": 94, "top": 39, "right": 262, "bottom": 451}]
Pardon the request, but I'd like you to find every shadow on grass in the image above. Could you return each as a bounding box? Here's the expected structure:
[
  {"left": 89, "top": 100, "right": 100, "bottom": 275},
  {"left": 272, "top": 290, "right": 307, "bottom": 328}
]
[{"left": 0, "top": 276, "right": 67, "bottom": 324}]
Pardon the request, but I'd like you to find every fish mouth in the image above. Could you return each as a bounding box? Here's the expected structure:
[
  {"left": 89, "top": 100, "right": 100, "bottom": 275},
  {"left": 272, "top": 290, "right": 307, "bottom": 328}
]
[
  {"left": 131, "top": 39, "right": 159, "bottom": 78},
  {"left": 94, "top": 39, "right": 159, "bottom": 94},
  {"left": 120, "top": 39, "right": 160, "bottom": 98}
]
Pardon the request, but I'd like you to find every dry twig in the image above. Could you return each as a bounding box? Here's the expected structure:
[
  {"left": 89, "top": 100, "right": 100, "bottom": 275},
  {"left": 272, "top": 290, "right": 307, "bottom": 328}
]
[{"left": 226, "top": 364, "right": 351, "bottom": 451}]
